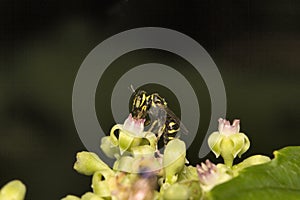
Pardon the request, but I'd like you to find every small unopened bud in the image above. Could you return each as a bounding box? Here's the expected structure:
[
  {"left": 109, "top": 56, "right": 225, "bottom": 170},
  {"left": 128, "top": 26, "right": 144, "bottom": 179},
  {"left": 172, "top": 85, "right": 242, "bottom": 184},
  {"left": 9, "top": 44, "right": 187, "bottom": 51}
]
[
  {"left": 0, "top": 180, "right": 26, "bottom": 200},
  {"left": 163, "top": 139, "right": 186, "bottom": 184},
  {"left": 61, "top": 195, "right": 81, "bottom": 200},
  {"left": 81, "top": 192, "right": 104, "bottom": 200},
  {"left": 73, "top": 151, "right": 114, "bottom": 176}
]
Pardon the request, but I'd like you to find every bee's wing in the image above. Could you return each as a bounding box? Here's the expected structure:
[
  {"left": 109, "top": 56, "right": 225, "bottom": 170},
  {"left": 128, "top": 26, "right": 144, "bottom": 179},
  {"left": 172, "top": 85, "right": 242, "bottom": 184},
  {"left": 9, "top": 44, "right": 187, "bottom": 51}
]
[
  {"left": 147, "top": 105, "right": 167, "bottom": 136},
  {"left": 162, "top": 106, "right": 189, "bottom": 135}
]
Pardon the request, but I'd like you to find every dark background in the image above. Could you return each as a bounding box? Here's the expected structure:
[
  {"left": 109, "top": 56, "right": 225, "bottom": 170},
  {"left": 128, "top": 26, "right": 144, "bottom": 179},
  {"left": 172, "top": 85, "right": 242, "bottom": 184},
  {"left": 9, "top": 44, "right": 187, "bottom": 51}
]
[{"left": 0, "top": 0, "right": 299, "bottom": 199}]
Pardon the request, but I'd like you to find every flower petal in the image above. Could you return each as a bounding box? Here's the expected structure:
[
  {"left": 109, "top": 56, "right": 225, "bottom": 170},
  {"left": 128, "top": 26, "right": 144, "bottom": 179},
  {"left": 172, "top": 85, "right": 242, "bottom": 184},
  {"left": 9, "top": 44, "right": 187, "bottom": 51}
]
[
  {"left": 218, "top": 118, "right": 240, "bottom": 136},
  {"left": 238, "top": 134, "right": 250, "bottom": 158},
  {"left": 119, "top": 131, "right": 135, "bottom": 155},
  {"left": 114, "top": 156, "right": 135, "bottom": 172},
  {"left": 131, "top": 145, "right": 155, "bottom": 158},
  {"left": 110, "top": 124, "right": 122, "bottom": 146},
  {"left": 100, "top": 136, "right": 120, "bottom": 159},
  {"left": 123, "top": 113, "right": 145, "bottom": 136},
  {"left": 229, "top": 133, "right": 245, "bottom": 157},
  {"left": 144, "top": 132, "right": 158, "bottom": 149},
  {"left": 208, "top": 132, "right": 223, "bottom": 157}
]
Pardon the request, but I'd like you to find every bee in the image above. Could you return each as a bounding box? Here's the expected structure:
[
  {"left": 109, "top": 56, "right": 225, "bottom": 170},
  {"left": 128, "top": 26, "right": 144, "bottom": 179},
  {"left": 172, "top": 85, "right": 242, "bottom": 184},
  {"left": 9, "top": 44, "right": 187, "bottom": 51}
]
[{"left": 130, "top": 87, "right": 187, "bottom": 145}]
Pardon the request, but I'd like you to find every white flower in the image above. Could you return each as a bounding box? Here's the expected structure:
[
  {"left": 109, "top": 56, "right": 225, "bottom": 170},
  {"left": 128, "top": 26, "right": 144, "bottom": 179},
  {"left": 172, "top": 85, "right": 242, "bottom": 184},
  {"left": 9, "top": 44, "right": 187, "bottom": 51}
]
[{"left": 123, "top": 114, "right": 145, "bottom": 137}]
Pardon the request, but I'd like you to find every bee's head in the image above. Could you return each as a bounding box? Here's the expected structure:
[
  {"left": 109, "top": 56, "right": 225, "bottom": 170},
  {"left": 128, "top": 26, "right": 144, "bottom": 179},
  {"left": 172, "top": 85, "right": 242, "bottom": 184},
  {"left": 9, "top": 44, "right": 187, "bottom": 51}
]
[{"left": 131, "top": 90, "right": 148, "bottom": 118}]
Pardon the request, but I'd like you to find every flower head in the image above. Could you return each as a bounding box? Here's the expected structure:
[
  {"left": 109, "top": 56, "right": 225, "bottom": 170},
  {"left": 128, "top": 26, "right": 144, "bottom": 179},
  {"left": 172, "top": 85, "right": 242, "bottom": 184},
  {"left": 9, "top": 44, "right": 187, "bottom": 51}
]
[
  {"left": 208, "top": 118, "right": 250, "bottom": 167},
  {"left": 101, "top": 114, "right": 157, "bottom": 157},
  {"left": 197, "top": 160, "right": 218, "bottom": 186},
  {"left": 197, "top": 160, "right": 232, "bottom": 191}
]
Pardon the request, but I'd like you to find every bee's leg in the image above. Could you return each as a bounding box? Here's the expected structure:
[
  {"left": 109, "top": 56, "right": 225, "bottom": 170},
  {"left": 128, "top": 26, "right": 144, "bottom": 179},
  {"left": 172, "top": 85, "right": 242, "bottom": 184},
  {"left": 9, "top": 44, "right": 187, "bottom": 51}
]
[
  {"left": 148, "top": 120, "right": 157, "bottom": 132},
  {"left": 156, "top": 124, "right": 166, "bottom": 141},
  {"left": 154, "top": 148, "right": 163, "bottom": 158}
]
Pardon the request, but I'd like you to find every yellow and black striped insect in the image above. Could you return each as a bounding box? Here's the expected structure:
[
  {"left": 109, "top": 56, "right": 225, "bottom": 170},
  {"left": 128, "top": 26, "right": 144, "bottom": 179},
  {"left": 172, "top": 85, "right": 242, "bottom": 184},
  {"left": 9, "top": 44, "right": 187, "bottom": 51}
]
[{"left": 130, "top": 88, "right": 187, "bottom": 145}]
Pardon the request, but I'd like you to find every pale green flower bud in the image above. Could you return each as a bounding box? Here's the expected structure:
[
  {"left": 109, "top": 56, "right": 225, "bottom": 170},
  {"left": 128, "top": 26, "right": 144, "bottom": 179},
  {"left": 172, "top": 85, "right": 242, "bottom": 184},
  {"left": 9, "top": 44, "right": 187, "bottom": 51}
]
[
  {"left": 73, "top": 151, "right": 114, "bottom": 176},
  {"left": 0, "top": 180, "right": 26, "bottom": 200},
  {"left": 163, "top": 183, "right": 190, "bottom": 200},
  {"left": 208, "top": 118, "right": 250, "bottom": 167},
  {"left": 61, "top": 195, "right": 81, "bottom": 200},
  {"left": 81, "top": 192, "right": 104, "bottom": 200},
  {"left": 163, "top": 139, "right": 186, "bottom": 184}
]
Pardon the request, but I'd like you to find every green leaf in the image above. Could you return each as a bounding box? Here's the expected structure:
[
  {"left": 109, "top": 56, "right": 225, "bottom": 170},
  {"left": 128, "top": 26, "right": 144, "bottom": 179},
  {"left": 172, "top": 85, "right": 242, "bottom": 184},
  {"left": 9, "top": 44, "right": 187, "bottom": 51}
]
[{"left": 207, "top": 146, "right": 300, "bottom": 200}]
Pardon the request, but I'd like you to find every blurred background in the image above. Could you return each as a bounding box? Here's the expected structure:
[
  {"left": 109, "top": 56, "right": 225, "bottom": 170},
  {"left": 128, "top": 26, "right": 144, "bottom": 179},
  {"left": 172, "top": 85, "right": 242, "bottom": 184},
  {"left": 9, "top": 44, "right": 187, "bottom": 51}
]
[{"left": 0, "top": 0, "right": 299, "bottom": 199}]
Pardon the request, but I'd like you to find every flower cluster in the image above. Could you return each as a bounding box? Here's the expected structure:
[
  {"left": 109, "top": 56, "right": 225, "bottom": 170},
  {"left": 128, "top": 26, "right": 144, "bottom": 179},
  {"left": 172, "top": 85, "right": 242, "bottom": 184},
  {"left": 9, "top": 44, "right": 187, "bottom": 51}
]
[
  {"left": 59, "top": 116, "right": 272, "bottom": 200},
  {"left": 1, "top": 113, "right": 272, "bottom": 199},
  {"left": 62, "top": 114, "right": 192, "bottom": 200},
  {"left": 0, "top": 112, "right": 270, "bottom": 200}
]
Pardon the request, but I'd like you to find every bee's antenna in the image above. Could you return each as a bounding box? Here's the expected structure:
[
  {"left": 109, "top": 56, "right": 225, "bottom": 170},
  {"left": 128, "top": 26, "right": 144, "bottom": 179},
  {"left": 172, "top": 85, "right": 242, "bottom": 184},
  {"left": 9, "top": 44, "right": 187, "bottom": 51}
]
[{"left": 129, "top": 84, "right": 135, "bottom": 93}]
